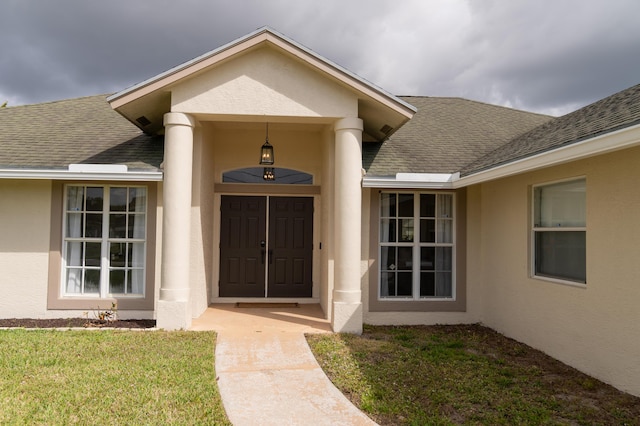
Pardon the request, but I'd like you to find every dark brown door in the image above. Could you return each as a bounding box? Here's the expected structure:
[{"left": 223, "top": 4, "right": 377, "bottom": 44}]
[
  {"left": 268, "top": 197, "right": 313, "bottom": 297},
  {"left": 219, "top": 196, "right": 313, "bottom": 298},
  {"left": 219, "top": 196, "right": 267, "bottom": 297}
]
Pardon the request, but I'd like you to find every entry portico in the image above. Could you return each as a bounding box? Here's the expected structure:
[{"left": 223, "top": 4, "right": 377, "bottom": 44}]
[{"left": 107, "top": 27, "right": 415, "bottom": 331}]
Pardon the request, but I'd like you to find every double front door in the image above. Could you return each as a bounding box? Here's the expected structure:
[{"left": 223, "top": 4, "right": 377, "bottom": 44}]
[{"left": 219, "top": 195, "right": 313, "bottom": 298}]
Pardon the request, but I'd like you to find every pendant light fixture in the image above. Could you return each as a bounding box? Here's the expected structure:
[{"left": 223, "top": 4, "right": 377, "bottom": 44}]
[{"left": 260, "top": 123, "right": 275, "bottom": 180}]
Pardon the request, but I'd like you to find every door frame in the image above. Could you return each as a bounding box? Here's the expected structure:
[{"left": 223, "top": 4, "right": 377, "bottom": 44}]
[{"left": 211, "top": 184, "right": 321, "bottom": 303}]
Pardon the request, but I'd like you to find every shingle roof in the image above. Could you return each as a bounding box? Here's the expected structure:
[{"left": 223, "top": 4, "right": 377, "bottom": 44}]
[
  {"left": 461, "top": 83, "right": 640, "bottom": 176},
  {"left": 363, "top": 97, "right": 551, "bottom": 175},
  {"left": 0, "top": 95, "right": 163, "bottom": 170}
]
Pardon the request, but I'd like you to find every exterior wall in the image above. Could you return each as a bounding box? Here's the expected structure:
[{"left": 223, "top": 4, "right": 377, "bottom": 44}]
[
  {"left": 471, "top": 145, "right": 640, "bottom": 396},
  {"left": 171, "top": 47, "right": 358, "bottom": 119},
  {"left": 0, "top": 180, "right": 52, "bottom": 318},
  {"left": 363, "top": 187, "right": 481, "bottom": 325}
]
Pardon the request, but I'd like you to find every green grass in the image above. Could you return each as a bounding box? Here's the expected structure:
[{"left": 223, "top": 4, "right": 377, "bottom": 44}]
[
  {"left": 0, "top": 330, "right": 230, "bottom": 425},
  {"left": 307, "top": 324, "right": 640, "bottom": 425}
]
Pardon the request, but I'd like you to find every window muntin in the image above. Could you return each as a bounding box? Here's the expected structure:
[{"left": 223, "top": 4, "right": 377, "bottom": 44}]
[
  {"left": 379, "top": 192, "right": 454, "bottom": 299},
  {"left": 532, "top": 178, "right": 586, "bottom": 284},
  {"left": 63, "top": 185, "right": 147, "bottom": 297}
]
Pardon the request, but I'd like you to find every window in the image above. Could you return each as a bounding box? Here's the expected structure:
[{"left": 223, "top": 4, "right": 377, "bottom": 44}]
[
  {"left": 223, "top": 167, "right": 313, "bottom": 184},
  {"left": 63, "top": 185, "right": 147, "bottom": 297},
  {"left": 532, "top": 178, "right": 586, "bottom": 284},
  {"left": 379, "top": 192, "right": 454, "bottom": 299}
]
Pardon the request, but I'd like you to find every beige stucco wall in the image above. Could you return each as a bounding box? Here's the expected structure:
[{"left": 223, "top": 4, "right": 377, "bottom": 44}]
[
  {"left": 171, "top": 46, "right": 358, "bottom": 120},
  {"left": 469, "top": 145, "right": 640, "bottom": 396},
  {"left": 0, "top": 180, "right": 52, "bottom": 317}
]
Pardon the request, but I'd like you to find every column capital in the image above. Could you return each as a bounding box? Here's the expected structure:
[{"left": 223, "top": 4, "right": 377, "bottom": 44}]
[
  {"left": 334, "top": 117, "right": 363, "bottom": 132},
  {"left": 164, "top": 112, "right": 196, "bottom": 128}
]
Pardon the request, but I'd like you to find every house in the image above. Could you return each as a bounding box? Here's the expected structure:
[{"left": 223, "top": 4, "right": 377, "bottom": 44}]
[{"left": 1, "top": 27, "right": 639, "bottom": 397}]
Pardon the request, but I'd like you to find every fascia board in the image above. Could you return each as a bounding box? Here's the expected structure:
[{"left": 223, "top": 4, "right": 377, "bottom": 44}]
[
  {"left": 0, "top": 169, "right": 163, "bottom": 181},
  {"left": 363, "top": 174, "right": 455, "bottom": 189},
  {"left": 455, "top": 123, "right": 640, "bottom": 187}
]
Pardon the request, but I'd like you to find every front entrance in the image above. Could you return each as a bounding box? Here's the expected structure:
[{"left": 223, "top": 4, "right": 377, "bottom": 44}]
[{"left": 219, "top": 195, "right": 313, "bottom": 297}]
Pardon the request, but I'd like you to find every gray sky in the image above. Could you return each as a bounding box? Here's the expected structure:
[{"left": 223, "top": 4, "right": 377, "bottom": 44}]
[{"left": 2, "top": 0, "right": 639, "bottom": 116}]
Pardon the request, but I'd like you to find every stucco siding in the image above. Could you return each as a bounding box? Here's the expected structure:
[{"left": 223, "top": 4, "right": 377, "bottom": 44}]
[
  {"left": 474, "top": 145, "right": 640, "bottom": 396},
  {"left": 0, "top": 180, "right": 52, "bottom": 317}
]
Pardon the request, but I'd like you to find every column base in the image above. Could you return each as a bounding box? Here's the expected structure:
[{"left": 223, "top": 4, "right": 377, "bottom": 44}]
[
  {"left": 331, "top": 301, "right": 363, "bottom": 334},
  {"left": 157, "top": 299, "right": 192, "bottom": 330}
]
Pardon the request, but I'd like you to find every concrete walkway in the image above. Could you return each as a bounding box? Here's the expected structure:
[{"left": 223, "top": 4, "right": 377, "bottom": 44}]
[{"left": 191, "top": 304, "right": 377, "bottom": 426}]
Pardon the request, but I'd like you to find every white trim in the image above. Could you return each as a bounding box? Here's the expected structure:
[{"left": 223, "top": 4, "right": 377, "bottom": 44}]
[
  {"left": 0, "top": 168, "right": 162, "bottom": 181},
  {"left": 363, "top": 173, "right": 457, "bottom": 189},
  {"left": 456, "top": 123, "right": 640, "bottom": 187}
]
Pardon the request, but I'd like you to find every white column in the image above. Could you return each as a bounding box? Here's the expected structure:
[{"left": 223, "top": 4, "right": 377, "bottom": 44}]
[
  {"left": 157, "top": 112, "right": 195, "bottom": 330},
  {"left": 332, "top": 117, "right": 364, "bottom": 333}
]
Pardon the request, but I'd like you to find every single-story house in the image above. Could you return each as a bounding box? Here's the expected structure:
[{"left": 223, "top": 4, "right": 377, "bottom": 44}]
[{"left": 1, "top": 27, "right": 639, "bottom": 396}]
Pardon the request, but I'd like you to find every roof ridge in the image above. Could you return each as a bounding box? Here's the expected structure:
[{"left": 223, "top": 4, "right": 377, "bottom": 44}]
[
  {"left": 1, "top": 93, "right": 112, "bottom": 110},
  {"left": 398, "top": 95, "right": 553, "bottom": 118}
]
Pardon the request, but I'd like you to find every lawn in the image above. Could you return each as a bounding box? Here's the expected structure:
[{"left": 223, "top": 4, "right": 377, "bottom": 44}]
[
  {"left": 0, "top": 330, "right": 230, "bottom": 425},
  {"left": 307, "top": 324, "right": 640, "bottom": 425}
]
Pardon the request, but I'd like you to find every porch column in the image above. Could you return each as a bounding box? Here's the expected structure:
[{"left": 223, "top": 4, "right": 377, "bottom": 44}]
[
  {"left": 157, "top": 112, "right": 195, "bottom": 330},
  {"left": 332, "top": 117, "right": 364, "bottom": 333}
]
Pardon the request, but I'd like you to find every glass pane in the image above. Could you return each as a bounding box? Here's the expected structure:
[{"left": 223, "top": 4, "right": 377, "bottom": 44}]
[
  {"left": 110, "top": 187, "right": 128, "bottom": 212},
  {"left": 65, "top": 268, "right": 83, "bottom": 293},
  {"left": 85, "top": 187, "right": 103, "bottom": 211},
  {"left": 380, "top": 193, "right": 396, "bottom": 217},
  {"left": 438, "top": 194, "right": 453, "bottom": 218},
  {"left": 109, "top": 214, "right": 126, "bottom": 238},
  {"left": 420, "top": 247, "right": 435, "bottom": 270},
  {"left": 380, "top": 272, "right": 395, "bottom": 297},
  {"left": 420, "top": 272, "right": 435, "bottom": 296},
  {"left": 437, "top": 219, "right": 453, "bottom": 243},
  {"left": 399, "top": 219, "right": 414, "bottom": 242},
  {"left": 110, "top": 243, "right": 126, "bottom": 267},
  {"left": 397, "top": 272, "right": 413, "bottom": 296},
  {"left": 380, "top": 246, "right": 396, "bottom": 270},
  {"left": 109, "top": 270, "right": 125, "bottom": 294},
  {"left": 380, "top": 219, "right": 396, "bottom": 243},
  {"left": 535, "top": 179, "right": 585, "bottom": 227},
  {"left": 66, "top": 213, "right": 83, "bottom": 238},
  {"left": 85, "top": 242, "right": 102, "bottom": 267},
  {"left": 85, "top": 214, "right": 103, "bottom": 238},
  {"left": 398, "top": 194, "right": 414, "bottom": 217},
  {"left": 66, "top": 242, "right": 83, "bottom": 266},
  {"left": 128, "top": 269, "right": 144, "bottom": 295},
  {"left": 535, "top": 231, "right": 586, "bottom": 282},
  {"left": 420, "top": 194, "right": 435, "bottom": 217},
  {"left": 436, "top": 247, "right": 452, "bottom": 271},
  {"left": 397, "top": 247, "right": 413, "bottom": 270},
  {"left": 420, "top": 219, "right": 435, "bottom": 242},
  {"left": 66, "top": 186, "right": 84, "bottom": 211},
  {"left": 84, "top": 269, "right": 100, "bottom": 293},
  {"left": 129, "top": 188, "right": 146, "bottom": 213},
  {"left": 436, "top": 272, "right": 452, "bottom": 297},
  {"left": 129, "top": 214, "right": 145, "bottom": 239},
  {"left": 129, "top": 243, "right": 145, "bottom": 268}
]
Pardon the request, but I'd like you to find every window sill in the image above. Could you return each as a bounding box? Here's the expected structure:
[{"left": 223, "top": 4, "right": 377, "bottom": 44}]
[{"left": 532, "top": 275, "right": 587, "bottom": 289}]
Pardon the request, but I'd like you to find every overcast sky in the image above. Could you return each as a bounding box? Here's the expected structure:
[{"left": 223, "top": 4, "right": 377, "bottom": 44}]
[{"left": 2, "top": 0, "right": 639, "bottom": 116}]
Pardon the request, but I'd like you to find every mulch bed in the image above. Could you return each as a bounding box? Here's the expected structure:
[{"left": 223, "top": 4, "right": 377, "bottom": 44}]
[{"left": 0, "top": 318, "right": 156, "bottom": 329}]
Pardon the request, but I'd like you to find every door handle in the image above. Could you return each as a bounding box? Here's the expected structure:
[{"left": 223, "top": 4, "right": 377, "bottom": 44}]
[
  {"left": 261, "top": 249, "right": 266, "bottom": 264},
  {"left": 268, "top": 249, "right": 273, "bottom": 264}
]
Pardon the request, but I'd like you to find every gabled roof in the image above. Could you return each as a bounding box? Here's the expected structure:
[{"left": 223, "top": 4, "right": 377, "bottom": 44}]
[
  {"left": 461, "top": 83, "right": 640, "bottom": 177},
  {"left": 364, "top": 97, "right": 551, "bottom": 175},
  {"left": 0, "top": 95, "right": 163, "bottom": 172},
  {"left": 108, "top": 27, "right": 415, "bottom": 140}
]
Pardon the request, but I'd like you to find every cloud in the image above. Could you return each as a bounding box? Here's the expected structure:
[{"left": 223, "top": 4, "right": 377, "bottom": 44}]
[{"left": 1, "top": 0, "right": 639, "bottom": 115}]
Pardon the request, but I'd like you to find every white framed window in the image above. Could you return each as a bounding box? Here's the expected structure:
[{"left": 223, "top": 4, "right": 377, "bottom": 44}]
[
  {"left": 379, "top": 192, "right": 455, "bottom": 300},
  {"left": 62, "top": 185, "right": 147, "bottom": 297},
  {"left": 532, "top": 178, "right": 586, "bottom": 284}
]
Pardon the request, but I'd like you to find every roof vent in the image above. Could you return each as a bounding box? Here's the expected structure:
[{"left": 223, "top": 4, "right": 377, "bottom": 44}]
[
  {"left": 136, "top": 116, "right": 151, "bottom": 126},
  {"left": 380, "top": 124, "right": 393, "bottom": 135}
]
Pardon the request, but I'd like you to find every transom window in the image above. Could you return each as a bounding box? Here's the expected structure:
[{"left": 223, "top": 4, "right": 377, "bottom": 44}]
[
  {"left": 379, "top": 192, "right": 455, "bottom": 299},
  {"left": 532, "top": 178, "right": 586, "bottom": 284},
  {"left": 62, "top": 185, "right": 147, "bottom": 297}
]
